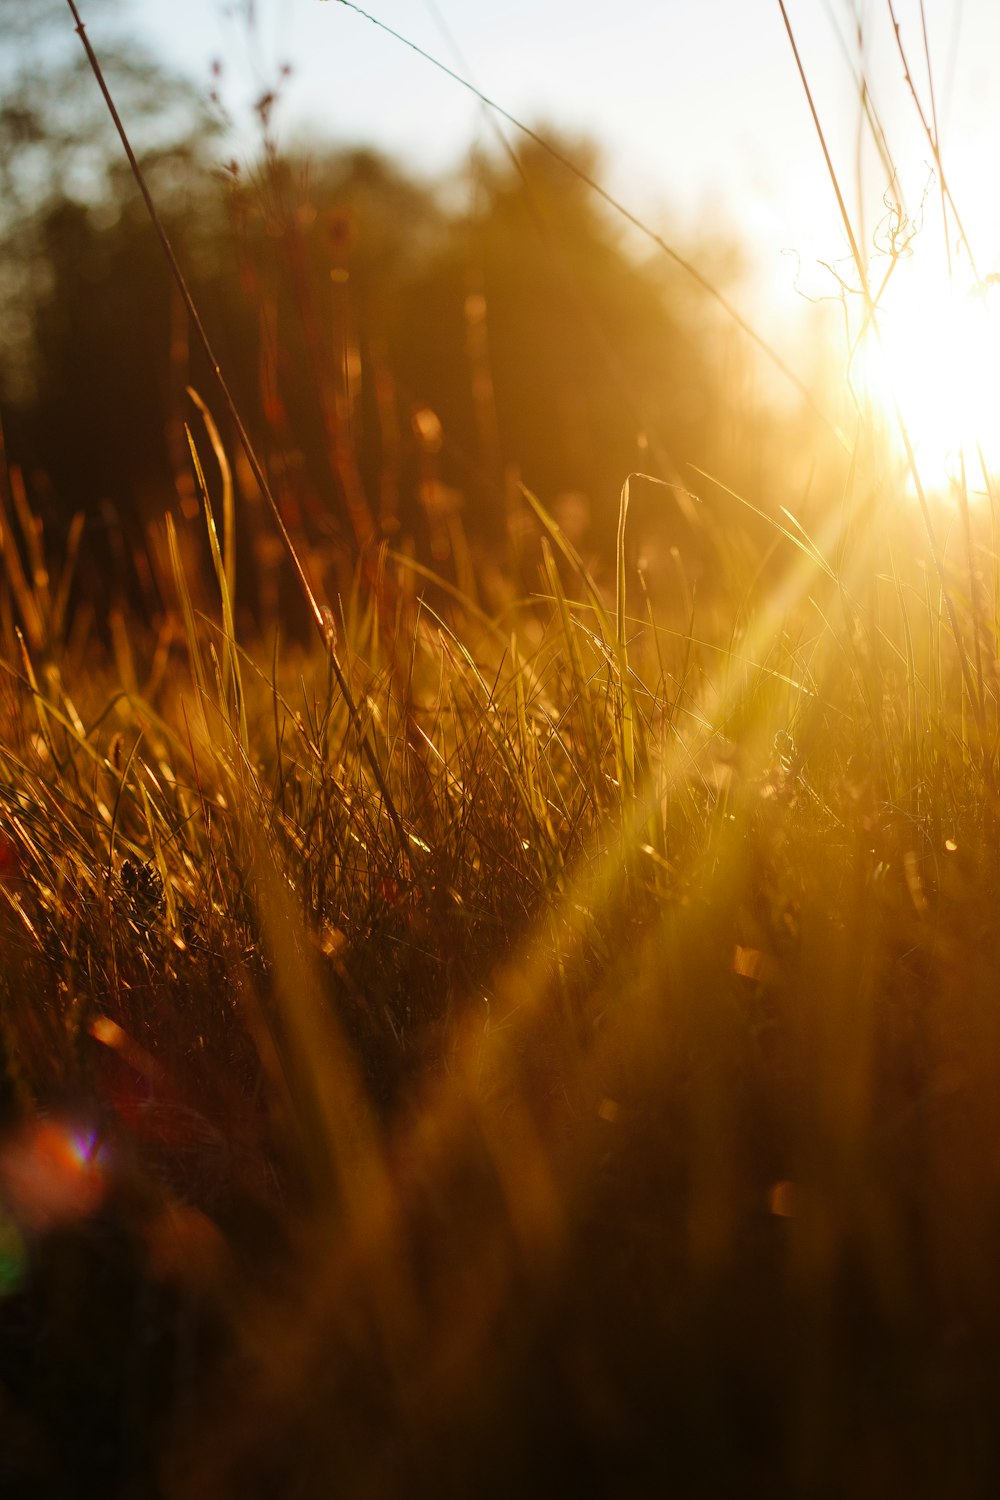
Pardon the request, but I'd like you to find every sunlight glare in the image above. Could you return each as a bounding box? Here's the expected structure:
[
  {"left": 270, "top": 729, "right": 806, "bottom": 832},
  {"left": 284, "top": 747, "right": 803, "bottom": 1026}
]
[{"left": 855, "top": 265, "right": 1000, "bottom": 500}]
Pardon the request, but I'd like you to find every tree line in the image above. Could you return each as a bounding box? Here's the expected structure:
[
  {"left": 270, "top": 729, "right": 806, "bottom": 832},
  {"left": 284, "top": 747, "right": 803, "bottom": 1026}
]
[{"left": 1, "top": 2, "right": 777, "bottom": 623}]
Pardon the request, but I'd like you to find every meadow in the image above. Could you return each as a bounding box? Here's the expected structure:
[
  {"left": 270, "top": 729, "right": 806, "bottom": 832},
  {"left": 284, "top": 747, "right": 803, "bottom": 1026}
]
[{"left": 2, "top": 2, "right": 1000, "bottom": 1495}]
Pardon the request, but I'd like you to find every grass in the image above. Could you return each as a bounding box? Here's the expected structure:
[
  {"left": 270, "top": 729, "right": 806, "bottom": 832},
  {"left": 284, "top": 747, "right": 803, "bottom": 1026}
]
[
  {"left": 4, "top": 3, "right": 1000, "bottom": 1495},
  {"left": 2, "top": 437, "right": 1000, "bottom": 1496}
]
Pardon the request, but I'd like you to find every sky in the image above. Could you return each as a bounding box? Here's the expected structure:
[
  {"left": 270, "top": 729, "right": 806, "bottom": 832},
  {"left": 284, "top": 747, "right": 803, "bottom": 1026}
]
[
  {"left": 102, "top": 0, "right": 1000, "bottom": 352},
  {"left": 30, "top": 1, "right": 1000, "bottom": 399}
]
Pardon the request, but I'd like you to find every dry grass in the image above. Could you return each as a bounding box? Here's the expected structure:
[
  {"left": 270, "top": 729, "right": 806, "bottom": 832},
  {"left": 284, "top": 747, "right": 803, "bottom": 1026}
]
[
  {"left": 3, "top": 3, "right": 1000, "bottom": 1494},
  {"left": 2, "top": 441, "right": 1000, "bottom": 1496}
]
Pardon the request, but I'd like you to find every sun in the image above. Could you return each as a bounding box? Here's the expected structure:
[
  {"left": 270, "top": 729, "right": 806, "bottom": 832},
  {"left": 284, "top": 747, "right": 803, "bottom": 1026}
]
[{"left": 853, "top": 259, "right": 1000, "bottom": 501}]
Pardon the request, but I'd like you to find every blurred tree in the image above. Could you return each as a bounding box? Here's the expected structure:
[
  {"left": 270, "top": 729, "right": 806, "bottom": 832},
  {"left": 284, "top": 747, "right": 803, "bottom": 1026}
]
[
  {"left": 225, "top": 127, "right": 739, "bottom": 580},
  {"left": 1, "top": 7, "right": 755, "bottom": 615},
  {"left": 388, "top": 131, "right": 727, "bottom": 553},
  {"left": 213, "top": 145, "right": 447, "bottom": 551},
  {"left": 0, "top": 0, "right": 227, "bottom": 630},
  {"left": 0, "top": 0, "right": 206, "bottom": 204},
  {"left": 0, "top": 0, "right": 220, "bottom": 402}
]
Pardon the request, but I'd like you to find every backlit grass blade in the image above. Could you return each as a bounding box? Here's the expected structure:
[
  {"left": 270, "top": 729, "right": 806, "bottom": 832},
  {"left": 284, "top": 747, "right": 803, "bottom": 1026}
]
[
  {"left": 166, "top": 512, "right": 210, "bottom": 721},
  {"left": 187, "top": 425, "right": 249, "bottom": 762},
  {"left": 540, "top": 539, "right": 602, "bottom": 805}
]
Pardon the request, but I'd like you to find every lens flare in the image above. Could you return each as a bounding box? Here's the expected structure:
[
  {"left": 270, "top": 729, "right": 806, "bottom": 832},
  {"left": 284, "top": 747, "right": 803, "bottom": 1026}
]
[{"left": 0, "top": 1118, "right": 109, "bottom": 1233}]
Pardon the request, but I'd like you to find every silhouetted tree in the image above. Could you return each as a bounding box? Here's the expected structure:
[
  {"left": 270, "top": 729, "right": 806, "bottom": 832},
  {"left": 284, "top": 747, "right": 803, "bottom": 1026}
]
[
  {"left": 2, "top": 12, "right": 755, "bottom": 610},
  {"left": 384, "top": 132, "right": 734, "bottom": 558},
  {"left": 0, "top": 0, "right": 219, "bottom": 399}
]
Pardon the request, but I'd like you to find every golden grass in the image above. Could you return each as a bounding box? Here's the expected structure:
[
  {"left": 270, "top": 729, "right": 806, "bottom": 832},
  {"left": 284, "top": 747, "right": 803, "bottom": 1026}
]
[{"left": 3, "top": 4, "right": 1000, "bottom": 1493}]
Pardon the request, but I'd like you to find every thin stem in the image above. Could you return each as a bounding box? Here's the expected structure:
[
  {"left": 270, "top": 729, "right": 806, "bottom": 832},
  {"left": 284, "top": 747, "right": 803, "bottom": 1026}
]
[
  {"left": 917, "top": 0, "right": 951, "bottom": 275},
  {"left": 885, "top": 0, "right": 979, "bottom": 281},
  {"left": 331, "top": 0, "right": 842, "bottom": 446},
  {"left": 63, "top": 0, "right": 416, "bottom": 869},
  {"left": 776, "top": 0, "right": 872, "bottom": 313},
  {"left": 777, "top": 0, "right": 991, "bottom": 785}
]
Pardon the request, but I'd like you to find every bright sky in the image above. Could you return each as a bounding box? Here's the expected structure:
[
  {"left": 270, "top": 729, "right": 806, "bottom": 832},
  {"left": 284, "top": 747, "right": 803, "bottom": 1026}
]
[
  {"left": 58, "top": 1, "right": 1000, "bottom": 414},
  {"left": 117, "top": 2, "right": 1000, "bottom": 237}
]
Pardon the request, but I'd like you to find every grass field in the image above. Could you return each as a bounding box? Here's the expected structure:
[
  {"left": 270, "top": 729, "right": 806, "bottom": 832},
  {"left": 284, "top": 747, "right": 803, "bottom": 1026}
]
[{"left": 3, "top": 4, "right": 1000, "bottom": 1496}]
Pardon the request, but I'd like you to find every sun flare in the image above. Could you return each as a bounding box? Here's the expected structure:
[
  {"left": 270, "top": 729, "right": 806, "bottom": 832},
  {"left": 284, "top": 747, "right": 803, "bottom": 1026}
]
[{"left": 854, "top": 262, "right": 1000, "bottom": 500}]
